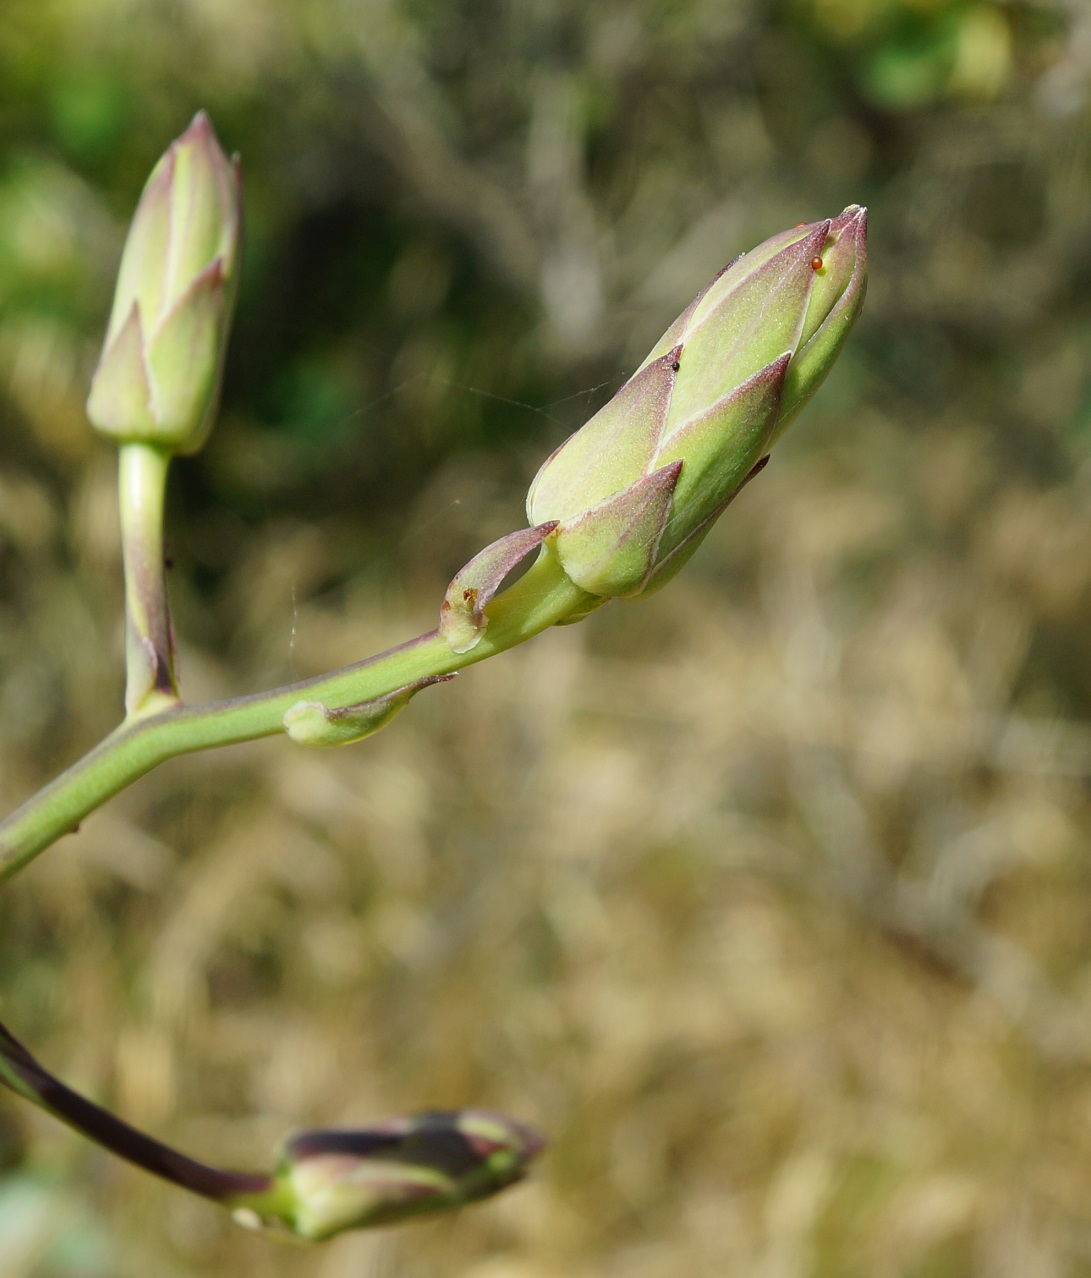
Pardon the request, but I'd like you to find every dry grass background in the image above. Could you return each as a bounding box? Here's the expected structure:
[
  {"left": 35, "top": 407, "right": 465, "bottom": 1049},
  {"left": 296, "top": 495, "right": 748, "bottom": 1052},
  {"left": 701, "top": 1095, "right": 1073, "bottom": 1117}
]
[{"left": 2, "top": 0, "right": 1091, "bottom": 1274}]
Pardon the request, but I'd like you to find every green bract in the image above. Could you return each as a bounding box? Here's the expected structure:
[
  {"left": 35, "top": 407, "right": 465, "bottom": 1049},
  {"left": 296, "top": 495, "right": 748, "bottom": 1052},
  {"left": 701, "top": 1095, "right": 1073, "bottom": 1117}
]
[
  {"left": 86, "top": 112, "right": 242, "bottom": 454},
  {"left": 282, "top": 675, "right": 453, "bottom": 746},
  {"left": 527, "top": 206, "right": 867, "bottom": 600}
]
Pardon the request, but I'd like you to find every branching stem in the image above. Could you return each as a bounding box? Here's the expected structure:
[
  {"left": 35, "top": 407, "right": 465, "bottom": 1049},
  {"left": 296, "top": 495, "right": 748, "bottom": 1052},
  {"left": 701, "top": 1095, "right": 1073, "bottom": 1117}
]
[
  {"left": 0, "top": 548, "right": 590, "bottom": 883},
  {"left": 0, "top": 1018, "right": 270, "bottom": 1202}
]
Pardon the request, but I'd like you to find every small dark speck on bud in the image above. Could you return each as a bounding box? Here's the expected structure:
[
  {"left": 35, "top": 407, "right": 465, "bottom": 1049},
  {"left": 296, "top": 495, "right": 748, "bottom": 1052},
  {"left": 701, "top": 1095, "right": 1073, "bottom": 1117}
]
[
  {"left": 671, "top": 360, "right": 681, "bottom": 372},
  {"left": 810, "top": 257, "right": 823, "bottom": 271},
  {"left": 69, "top": 823, "right": 81, "bottom": 835}
]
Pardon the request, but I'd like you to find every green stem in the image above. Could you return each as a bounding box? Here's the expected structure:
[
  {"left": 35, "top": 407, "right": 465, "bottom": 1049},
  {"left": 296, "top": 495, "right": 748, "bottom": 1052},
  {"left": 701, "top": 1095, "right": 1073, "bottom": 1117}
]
[
  {"left": 0, "top": 549, "right": 590, "bottom": 884},
  {"left": 118, "top": 443, "right": 180, "bottom": 718}
]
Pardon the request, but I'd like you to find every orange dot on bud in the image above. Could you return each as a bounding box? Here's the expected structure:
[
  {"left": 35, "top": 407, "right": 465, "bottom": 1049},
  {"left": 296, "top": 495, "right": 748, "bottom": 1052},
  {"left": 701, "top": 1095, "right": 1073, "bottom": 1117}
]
[{"left": 810, "top": 257, "right": 823, "bottom": 270}]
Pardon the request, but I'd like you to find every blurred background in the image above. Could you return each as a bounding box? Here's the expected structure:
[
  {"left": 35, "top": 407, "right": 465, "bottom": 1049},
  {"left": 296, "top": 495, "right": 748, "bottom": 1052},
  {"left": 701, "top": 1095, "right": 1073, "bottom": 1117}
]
[{"left": 1, "top": 0, "right": 1090, "bottom": 1273}]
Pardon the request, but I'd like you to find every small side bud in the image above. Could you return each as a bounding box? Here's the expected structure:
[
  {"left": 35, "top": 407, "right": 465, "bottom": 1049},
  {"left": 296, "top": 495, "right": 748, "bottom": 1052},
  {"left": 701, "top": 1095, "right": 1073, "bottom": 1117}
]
[
  {"left": 87, "top": 111, "right": 242, "bottom": 455},
  {"left": 283, "top": 676, "right": 452, "bottom": 747}
]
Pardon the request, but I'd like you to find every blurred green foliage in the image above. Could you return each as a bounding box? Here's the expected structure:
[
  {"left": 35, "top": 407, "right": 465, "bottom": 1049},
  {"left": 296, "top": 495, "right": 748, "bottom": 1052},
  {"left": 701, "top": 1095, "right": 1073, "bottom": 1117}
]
[{"left": 1, "top": 0, "right": 1091, "bottom": 1275}]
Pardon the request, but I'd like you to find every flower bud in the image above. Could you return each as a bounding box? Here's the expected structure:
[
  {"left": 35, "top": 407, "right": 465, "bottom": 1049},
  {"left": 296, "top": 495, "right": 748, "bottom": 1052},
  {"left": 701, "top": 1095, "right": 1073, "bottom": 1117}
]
[
  {"left": 87, "top": 111, "right": 242, "bottom": 454},
  {"left": 257, "top": 1110, "right": 546, "bottom": 1241},
  {"left": 527, "top": 206, "right": 866, "bottom": 598}
]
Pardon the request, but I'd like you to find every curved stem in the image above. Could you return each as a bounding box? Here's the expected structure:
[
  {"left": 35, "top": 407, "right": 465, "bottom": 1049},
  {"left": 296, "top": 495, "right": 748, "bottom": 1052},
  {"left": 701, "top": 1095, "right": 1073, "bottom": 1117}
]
[
  {"left": 0, "top": 549, "right": 591, "bottom": 883},
  {"left": 0, "top": 1018, "right": 269, "bottom": 1202},
  {"left": 119, "top": 443, "right": 180, "bottom": 718},
  {"left": 0, "top": 1015, "right": 545, "bottom": 1237}
]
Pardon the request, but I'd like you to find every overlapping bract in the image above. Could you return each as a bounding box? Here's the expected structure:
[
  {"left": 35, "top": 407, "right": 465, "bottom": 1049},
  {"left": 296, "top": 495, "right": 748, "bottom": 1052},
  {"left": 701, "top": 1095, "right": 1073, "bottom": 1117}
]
[{"left": 86, "top": 112, "right": 242, "bottom": 454}]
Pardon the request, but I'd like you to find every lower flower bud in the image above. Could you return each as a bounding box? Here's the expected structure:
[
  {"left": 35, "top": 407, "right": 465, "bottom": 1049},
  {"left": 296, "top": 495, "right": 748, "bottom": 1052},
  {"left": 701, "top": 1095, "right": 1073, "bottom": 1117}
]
[{"left": 265, "top": 1110, "right": 546, "bottom": 1241}]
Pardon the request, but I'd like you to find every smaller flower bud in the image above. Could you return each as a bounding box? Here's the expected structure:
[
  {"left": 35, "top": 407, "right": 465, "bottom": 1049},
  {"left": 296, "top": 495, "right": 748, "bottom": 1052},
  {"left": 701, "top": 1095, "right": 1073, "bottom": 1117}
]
[
  {"left": 87, "top": 111, "right": 242, "bottom": 454},
  {"left": 255, "top": 1110, "right": 546, "bottom": 1241}
]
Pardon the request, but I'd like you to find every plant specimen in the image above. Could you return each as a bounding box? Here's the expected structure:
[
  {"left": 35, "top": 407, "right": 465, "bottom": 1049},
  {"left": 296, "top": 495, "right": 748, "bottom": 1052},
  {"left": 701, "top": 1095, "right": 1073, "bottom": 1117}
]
[{"left": 0, "top": 114, "right": 866, "bottom": 1241}]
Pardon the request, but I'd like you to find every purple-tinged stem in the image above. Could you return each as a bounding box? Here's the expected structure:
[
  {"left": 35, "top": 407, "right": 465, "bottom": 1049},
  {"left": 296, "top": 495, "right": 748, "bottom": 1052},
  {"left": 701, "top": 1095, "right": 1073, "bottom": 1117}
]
[{"left": 0, "top": 1017, "right": 269, "bottom": 1201}]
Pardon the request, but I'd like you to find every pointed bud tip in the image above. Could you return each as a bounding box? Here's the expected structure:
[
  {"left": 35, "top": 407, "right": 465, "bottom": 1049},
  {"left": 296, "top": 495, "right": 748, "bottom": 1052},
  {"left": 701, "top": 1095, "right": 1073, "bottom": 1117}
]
[
  {"left": 173, "top": 112, "right": 234, "bottom": 185},
  {"left": 181, "top": 109, "right": 218, "bottom": 145},
  {"left": 831, "top": 204, "right": 868, "bottom": 240}
]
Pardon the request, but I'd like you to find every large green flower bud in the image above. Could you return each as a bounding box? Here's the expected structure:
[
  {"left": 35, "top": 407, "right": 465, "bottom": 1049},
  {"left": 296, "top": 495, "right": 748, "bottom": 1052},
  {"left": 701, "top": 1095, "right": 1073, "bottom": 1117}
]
[
  {"left": 526, "top": 206, "right": 867, "bottom": 599},
  {"left": 251, "top": 1110, "right": 545, "bottom": 1241},
  {"left": 86, "top": 112, "right": 241, "bottom": 454}
]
